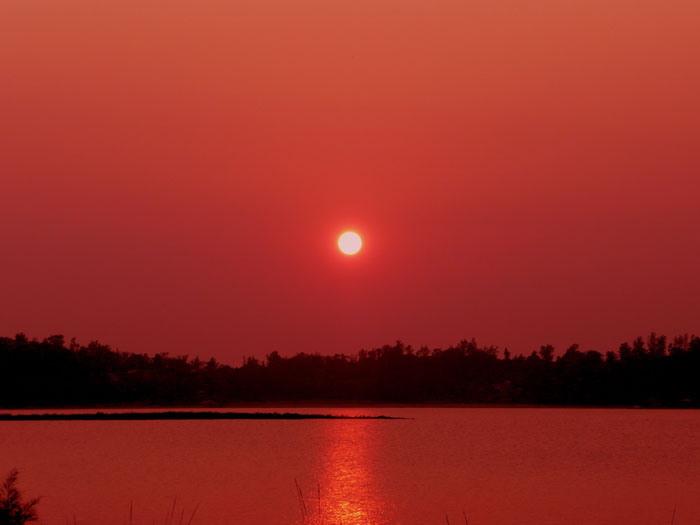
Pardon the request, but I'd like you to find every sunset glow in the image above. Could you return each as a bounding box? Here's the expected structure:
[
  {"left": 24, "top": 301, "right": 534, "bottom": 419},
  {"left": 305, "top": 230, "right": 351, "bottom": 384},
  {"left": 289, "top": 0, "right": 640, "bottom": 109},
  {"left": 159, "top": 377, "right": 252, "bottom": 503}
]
[
  {"left": 2, "top": 1, "right": 699, "bottom": 358},
  {"left": 1, "top": 1, "right": 700, "bottom": 524}
]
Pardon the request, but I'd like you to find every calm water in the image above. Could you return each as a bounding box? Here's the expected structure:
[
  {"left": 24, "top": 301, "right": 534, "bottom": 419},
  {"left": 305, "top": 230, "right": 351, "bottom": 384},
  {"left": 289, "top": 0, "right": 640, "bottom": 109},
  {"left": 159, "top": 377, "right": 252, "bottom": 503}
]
[{"left": 1, "top": 407, "right": 699, "bottom": 524}]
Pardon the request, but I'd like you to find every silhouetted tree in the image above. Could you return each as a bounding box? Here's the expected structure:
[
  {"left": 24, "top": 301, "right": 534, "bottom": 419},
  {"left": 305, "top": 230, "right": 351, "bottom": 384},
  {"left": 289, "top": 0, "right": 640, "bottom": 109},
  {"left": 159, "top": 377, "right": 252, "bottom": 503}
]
[
  {"left": 0, "top": 332, "right": 698, "bottom": 407},
  {"left": 0, "top": 470, "right": 40, "bottom": 525},
  {"left": 539, "top": 345, "right": 555, "bottom": 362}
]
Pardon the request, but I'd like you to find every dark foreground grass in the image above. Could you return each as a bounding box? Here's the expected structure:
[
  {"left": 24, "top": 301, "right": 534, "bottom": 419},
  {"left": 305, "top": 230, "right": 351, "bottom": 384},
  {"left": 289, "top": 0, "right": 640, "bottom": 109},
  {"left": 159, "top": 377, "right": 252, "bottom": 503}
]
[
  {"left": 0, "top": 470, "right": 40, "bottom": 525},
  {"left": 0, "top": 411, "right": 401, "bottom": 421}
]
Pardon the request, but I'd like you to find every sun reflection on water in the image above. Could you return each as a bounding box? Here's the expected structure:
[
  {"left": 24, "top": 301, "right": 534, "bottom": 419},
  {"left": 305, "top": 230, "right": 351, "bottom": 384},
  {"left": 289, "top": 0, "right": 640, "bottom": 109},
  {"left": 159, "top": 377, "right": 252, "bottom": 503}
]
[{"left": 296, "top": 417, "right": 387, "bottom": 525}]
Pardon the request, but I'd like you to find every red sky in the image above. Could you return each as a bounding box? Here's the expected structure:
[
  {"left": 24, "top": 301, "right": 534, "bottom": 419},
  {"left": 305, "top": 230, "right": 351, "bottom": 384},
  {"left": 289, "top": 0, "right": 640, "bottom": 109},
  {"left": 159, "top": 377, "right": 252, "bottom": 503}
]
[{"left": 2, "top": 1, "right": 699, "bottom": 362}]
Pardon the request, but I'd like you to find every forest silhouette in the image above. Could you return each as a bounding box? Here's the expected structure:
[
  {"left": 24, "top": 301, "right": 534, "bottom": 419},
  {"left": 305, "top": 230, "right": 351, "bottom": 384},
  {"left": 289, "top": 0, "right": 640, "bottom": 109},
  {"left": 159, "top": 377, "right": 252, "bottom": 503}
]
[{"left": 1, "top": 333, "right": 698, "bottom": 407}]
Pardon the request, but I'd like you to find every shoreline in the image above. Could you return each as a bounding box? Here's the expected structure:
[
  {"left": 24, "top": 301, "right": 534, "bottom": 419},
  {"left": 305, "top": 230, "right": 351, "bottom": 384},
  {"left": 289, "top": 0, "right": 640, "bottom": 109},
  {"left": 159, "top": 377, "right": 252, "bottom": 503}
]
[
  {"left": 0, "top": 411, "right": 402, "bottom": 421},
  {"left": 1, "top": 399, "right": 697, "bottom": 410}
]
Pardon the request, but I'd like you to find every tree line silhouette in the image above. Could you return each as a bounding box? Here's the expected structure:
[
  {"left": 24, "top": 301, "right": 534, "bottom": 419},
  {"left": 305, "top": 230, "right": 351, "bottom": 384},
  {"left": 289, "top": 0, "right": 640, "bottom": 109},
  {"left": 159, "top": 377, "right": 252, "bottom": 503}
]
[{"left": 1, "top": 332, "right": 698, "bottom": 407}]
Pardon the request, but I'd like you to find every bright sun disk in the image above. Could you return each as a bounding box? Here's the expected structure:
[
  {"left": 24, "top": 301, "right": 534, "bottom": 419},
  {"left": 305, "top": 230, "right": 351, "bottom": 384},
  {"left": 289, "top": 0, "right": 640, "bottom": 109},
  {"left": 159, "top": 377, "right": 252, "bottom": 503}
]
[{"left": 338, "top": 231, "right": 362, "bottom": 255}]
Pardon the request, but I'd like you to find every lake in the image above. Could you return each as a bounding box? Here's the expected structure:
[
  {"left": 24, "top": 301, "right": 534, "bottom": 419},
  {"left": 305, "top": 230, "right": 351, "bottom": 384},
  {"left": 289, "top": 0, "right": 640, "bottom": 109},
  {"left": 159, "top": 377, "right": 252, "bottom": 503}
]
[{"left": 1, "top": 407, "right": 699, "bottom": 524}]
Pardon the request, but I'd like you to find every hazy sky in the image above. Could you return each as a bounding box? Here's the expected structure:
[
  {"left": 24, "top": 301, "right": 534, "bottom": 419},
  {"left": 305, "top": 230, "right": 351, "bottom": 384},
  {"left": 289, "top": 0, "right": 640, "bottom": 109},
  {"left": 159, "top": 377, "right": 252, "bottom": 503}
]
[{"left": 2, "top": 0, "right": 699, "bottom": 362}]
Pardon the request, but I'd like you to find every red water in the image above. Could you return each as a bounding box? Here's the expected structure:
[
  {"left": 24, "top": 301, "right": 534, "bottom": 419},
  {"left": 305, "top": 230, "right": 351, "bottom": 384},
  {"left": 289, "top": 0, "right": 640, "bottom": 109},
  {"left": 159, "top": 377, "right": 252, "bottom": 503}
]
[{"left": 1, "top": 407, "right": 699, "bottom": 524}]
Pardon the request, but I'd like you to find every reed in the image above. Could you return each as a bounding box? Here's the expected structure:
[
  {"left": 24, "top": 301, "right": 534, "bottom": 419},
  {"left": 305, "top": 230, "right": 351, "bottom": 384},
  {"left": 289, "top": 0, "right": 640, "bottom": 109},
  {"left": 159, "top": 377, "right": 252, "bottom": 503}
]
[
  {"left": 121, "top": 498, "right": 197, "bottom": 525},
  {"left": 294, "top": 478, "right": 308, "bottom": 522}
]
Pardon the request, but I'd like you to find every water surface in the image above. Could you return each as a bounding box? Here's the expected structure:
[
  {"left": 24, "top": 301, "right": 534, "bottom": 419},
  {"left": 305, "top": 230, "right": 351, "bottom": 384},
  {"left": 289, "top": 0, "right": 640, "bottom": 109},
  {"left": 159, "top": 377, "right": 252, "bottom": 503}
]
[{"left": 1, "top": 407, "right": 698, "bottom": 524}]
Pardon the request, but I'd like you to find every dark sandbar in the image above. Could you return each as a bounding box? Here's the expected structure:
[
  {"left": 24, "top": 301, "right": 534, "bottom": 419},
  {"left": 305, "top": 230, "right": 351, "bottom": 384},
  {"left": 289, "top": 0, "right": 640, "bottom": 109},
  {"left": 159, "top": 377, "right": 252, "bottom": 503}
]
[{"left": 0, "top": 411, "right": 400, "bottom": 421}]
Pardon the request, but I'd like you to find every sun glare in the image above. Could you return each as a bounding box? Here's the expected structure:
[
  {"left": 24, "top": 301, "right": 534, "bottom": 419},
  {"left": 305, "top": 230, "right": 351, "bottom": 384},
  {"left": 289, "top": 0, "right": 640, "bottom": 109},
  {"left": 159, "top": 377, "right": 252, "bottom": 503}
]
[{"left": 338, "top": 231, "right": 362, "bottom": 255}]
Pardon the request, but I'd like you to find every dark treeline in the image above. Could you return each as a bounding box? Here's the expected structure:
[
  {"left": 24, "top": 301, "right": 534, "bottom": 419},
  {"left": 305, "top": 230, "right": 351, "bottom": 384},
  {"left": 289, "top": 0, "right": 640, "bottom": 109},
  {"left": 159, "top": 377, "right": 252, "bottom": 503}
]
[{"left": 1, "top": 333, "right": 699, "bottom": 407}]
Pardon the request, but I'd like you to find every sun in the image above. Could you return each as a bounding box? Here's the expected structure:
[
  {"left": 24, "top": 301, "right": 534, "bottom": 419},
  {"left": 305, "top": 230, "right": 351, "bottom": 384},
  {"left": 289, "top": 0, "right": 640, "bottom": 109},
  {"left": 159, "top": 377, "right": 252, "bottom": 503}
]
[{"left": 338, "top": 231, "right": 362, "bottom": 255}]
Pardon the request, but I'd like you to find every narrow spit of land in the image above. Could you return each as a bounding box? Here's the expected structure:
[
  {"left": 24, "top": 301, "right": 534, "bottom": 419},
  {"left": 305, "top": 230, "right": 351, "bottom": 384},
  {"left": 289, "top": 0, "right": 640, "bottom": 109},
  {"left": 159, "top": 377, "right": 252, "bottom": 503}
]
[{"left": 0, "top": 411, "right": 401, "bottom": 421}]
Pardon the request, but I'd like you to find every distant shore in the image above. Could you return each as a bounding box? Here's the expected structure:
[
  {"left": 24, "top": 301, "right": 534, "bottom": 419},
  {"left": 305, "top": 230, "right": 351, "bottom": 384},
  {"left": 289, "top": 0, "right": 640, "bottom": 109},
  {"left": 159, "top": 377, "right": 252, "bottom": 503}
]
[
  {"left": 3, "top": 401, "right": 693, "bottom": 411},
  {"left": 4, "top": 334, "right": 698, "bottom": 408},
  {"left": 0, "top": 410, "right": 401, "bottom": 421}
]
